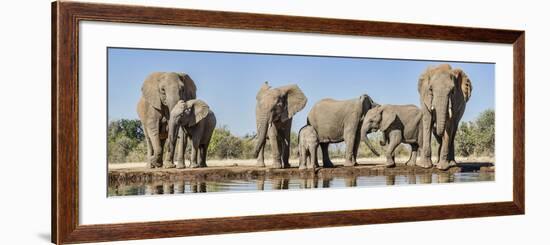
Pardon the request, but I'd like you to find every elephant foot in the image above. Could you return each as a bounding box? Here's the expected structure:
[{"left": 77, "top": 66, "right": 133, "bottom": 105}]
[
  {"left": 299, "top": 165, "right": 307, "bottom": 170},
  {"left": 322, "top": 161, "right": 335, "bottom": 168},
  {"left": 257, "top": 159, "right": 266, "bottom": 168},
  {"left": 436, "top": 160, "right": 451, "bottom": 170},
  {"left": 416, "top": 157, "right": 433, "bottom": 169},
  {"left": 405, "top": 161, "right": 416, "bottom": 167},
  {"left": 385, "top": 162, "right": 396, "bottom": 168},
  {"left": 145, "top": 162, "right": 155, "bottom": 169},
  {"left": 176, "top": 163, "right": 186, "bottom": 169},
  {"left": 449, "top": 159, "right": 457, "bottom": 167},
  {"left": 268, "top": 164, "right": 283, "bottom": 169},
  {"left": 163, "top": 161, "right": 176, "bottom": 169},
  {"left": 343, "top": 161, "right": 356, "bottom": 167},
  {"left": 189, "top": 163, "right": 200, "bottom": 168}
]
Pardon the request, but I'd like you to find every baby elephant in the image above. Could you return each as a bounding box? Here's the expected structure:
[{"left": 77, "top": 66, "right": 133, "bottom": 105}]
[
  {"left": 298, "top": 125, "right": 319, "bottom": 170},
  {"left": 361, "top": 104, "right": 423, "bottom": 168},
  {"left": 167, "top": 99, "right": 216, "bottom": 168}
]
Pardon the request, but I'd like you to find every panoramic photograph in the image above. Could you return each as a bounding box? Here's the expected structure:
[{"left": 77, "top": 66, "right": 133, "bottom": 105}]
[{"left": 107, "top": 47, "right": 495, "bottom": 196}]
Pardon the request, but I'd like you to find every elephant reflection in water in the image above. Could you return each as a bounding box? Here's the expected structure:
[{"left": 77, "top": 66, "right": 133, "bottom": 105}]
[
  {"left": 345, "top": 176, "right": 357, "bottom": 187},
  {"left": 145, "top": 182, "right": 175, "bottom": 195},
  {"left": 386, "top": 175, "right": 396, "bottom": 185},
  {"left": 256, "top": 179, "right": 265, "bottom": 191},
  {"left": 272, "top": 178, "right": 290, "bottom": 190},
  {"left": 299, "top": 176, "right": 319, "bottom": 189}
]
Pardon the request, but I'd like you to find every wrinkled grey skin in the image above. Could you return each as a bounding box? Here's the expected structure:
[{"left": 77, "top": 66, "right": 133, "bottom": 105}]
[
  {"left": 298, "top": 125, "right": 319, "bottom": 170},
  {"left": 362, "top": 105, "right": 424, "bottom": 168},
  {"left": 254, "top": 82, "right": 307, "bottom": 168},
  {"left": 307, "top": 94, "right": 379, "bottom": 167},
  {"left": 167, "top": 100, "right": 216, "bottom": 168},
  {"left": 417, "top": 64, "right": 472, "bottom": 170},
  {"left": 137, "top": 72, "right": 197, "bottom": 168}
]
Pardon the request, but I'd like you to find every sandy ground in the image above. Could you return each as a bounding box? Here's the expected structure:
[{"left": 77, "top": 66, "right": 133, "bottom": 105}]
[{"left": 109, "top": 156, "right": 494, "bottom": 170}]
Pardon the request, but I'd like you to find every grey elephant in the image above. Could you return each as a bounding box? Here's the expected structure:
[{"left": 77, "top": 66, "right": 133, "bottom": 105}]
[
  {"left": 167, "top": 99, "right": 216, "bottom": 168},
  {"left": 417, "top": 64, "right": 473, "bottom": 170},
  {"left": 361, "top": 104, "right": 424, "bottom": 168},
  {"left": 298, "top": 125, "right": 319, "bottom": 170},
  {"left": 136, "top": 72, "right": 197, "bottom": 168},
  {"left": 307, "top": 94, "right": 379, "bottom": 167},
  {"left": 254, "top": 82, "right": 307, "bottom": 168}
]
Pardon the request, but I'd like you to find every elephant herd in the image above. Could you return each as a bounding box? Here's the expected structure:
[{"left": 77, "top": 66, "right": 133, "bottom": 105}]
[{"left": 137, "top": 63, "right": 472, "bottom": 171}]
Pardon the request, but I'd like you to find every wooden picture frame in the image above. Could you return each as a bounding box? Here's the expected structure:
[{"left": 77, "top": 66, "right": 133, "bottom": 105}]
[{"left": 52, "top": 1, "right": 525, "bottom": 244}]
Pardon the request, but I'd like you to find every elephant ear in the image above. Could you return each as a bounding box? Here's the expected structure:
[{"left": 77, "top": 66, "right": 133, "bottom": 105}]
[
  {"left": 380, "top": 107, "right": 397, "bottom": 132},
  {"left": 418, "top": 67, "right": 433, "bottom": 110},
  {"left": 256, "top": 81, "right": 271, "bottom": 101},
  {"left": 141, "top": 72, "right": 163, "bottom": 110},
  {"left": 187, "top": 99, "right": 210, "bottom": 126},
  {"left": 452, "top": 69, "right": 473, "bottom": 102},
  {"left": 178, "top": 73, "right": 197, "bottom": 100},
  {"left": 279, "top": 84, "right": 307, "bottom": 122}
]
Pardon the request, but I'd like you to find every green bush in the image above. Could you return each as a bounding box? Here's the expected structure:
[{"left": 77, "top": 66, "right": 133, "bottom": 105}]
[{"left": 455, "top": 109, "right": 495, "bottom": 157}]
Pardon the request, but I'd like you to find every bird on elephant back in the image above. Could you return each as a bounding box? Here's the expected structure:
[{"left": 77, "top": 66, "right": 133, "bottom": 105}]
[
  {"left": 306, "top": 94, "right": 380, "bottom": 168},
  {"left": 417, "top": 64, "right": 473, "bottom": 170},
  {"left": 136, "top": 72, "right": 197, "bottom": 169}
]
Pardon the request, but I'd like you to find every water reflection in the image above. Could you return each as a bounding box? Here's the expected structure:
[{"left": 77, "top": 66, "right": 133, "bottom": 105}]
[{"left": 108, "top": 172, "right": 495, "bottom": 197}]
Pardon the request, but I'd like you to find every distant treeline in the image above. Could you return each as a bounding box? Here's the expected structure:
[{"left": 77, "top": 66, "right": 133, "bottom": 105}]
[{"left": 107, "top": 109, "right": 494, "bottom": 163}]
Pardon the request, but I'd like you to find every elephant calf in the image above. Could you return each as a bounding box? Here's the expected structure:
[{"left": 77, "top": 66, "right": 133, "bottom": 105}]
[
  {"left": 298, "top": 125, "right": 319, "bottom": 170},
  {"left": 167, "top": 99, "right": 216, "bottom": 168},
  {"left": 362, "top": 104, "right": 424, "bottom": 168}
]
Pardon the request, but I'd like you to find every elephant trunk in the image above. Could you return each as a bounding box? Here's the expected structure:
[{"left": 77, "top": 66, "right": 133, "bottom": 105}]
[
  {"left": 434, "top": 95, "right": 449, "bottom": 137},
  {"left": 361, "top": 125, "right": 380, "bottom": 157},
  {"left": 254, "top": 112, "right": 270, "bottom": 157},
  {"left": 167, "top": 115, "right": 180, "bottom": 154}
]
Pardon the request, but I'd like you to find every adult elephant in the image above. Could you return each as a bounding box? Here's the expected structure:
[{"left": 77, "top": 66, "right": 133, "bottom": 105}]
[
  {"left": 417, "top": 64, "right": 472, "bottom": 170},
  {"left": 307, "top": 94, "right": 379, "bottom": 167},
  {"left": 254, "top": 82, "right": 307, "bottom": 168},
  {"left": 136, "top": 72, "right": 197, "bottom": 168}
]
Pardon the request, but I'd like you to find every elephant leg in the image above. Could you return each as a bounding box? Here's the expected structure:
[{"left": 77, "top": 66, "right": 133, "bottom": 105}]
[
  {"left": 176, "top": 130, "right": 187, "bottom": 169},
  {"left": 418, "top": 110, "right": 433, "bottom": 168},
  {"left": 189, "top": 137, "right": 200, "bottom": 168},
  {"left": 406, "top": 144, "right": 419, "bottom": 167},
  {"left": 320, "top": 143, "right": 334, "bottom": 168},
  {"left": 435, "top": 128, "right": 452, "bottom": 170},
  {"left": 308, "top": 145, "right": 318, "bottom": 169},
  {"left": 343, "top": 132, "right": 355, "bottom": 167},
  {"left": 384, "top": 131, "right": 400, "bottom": 168},
  {"left": 143, "top": 128, "right": 153, "bottom": 168},
  {"left": 352, "top": 131, "right": 361, "bottom": 165},
  {"left": 189, "top": 146, "right": 199, "bottom": 168},
  {"left": 201, "top": 142, "right": 210, "bottom": 167},
  {"left": 257, "top": 144, "right": 265, "bottom": 167},
  {"left": 197, "top": 146, "right": 205, "bottom": 168},
  {"left": 268, "top": 125, "right": 282, "bottom": 168},
  {"left": 161, "top": 136, "right": 175, "bottom": 169},
  {"left": 148, "top": 131, "right": 163, "bottom": 168},
  {"left": 281, "top": 121, "right": 292, "bottom": 168},
  {"left": 298, "top": 145, "right": 307, "bottom": 170},
  {"left": 433, "top": 131, "right": 443, "bottom": 163}
]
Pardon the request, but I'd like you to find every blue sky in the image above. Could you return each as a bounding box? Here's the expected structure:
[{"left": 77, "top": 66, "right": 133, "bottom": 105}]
[{"left": 108, "top": 47, "right": 494, "bottom": 137}]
